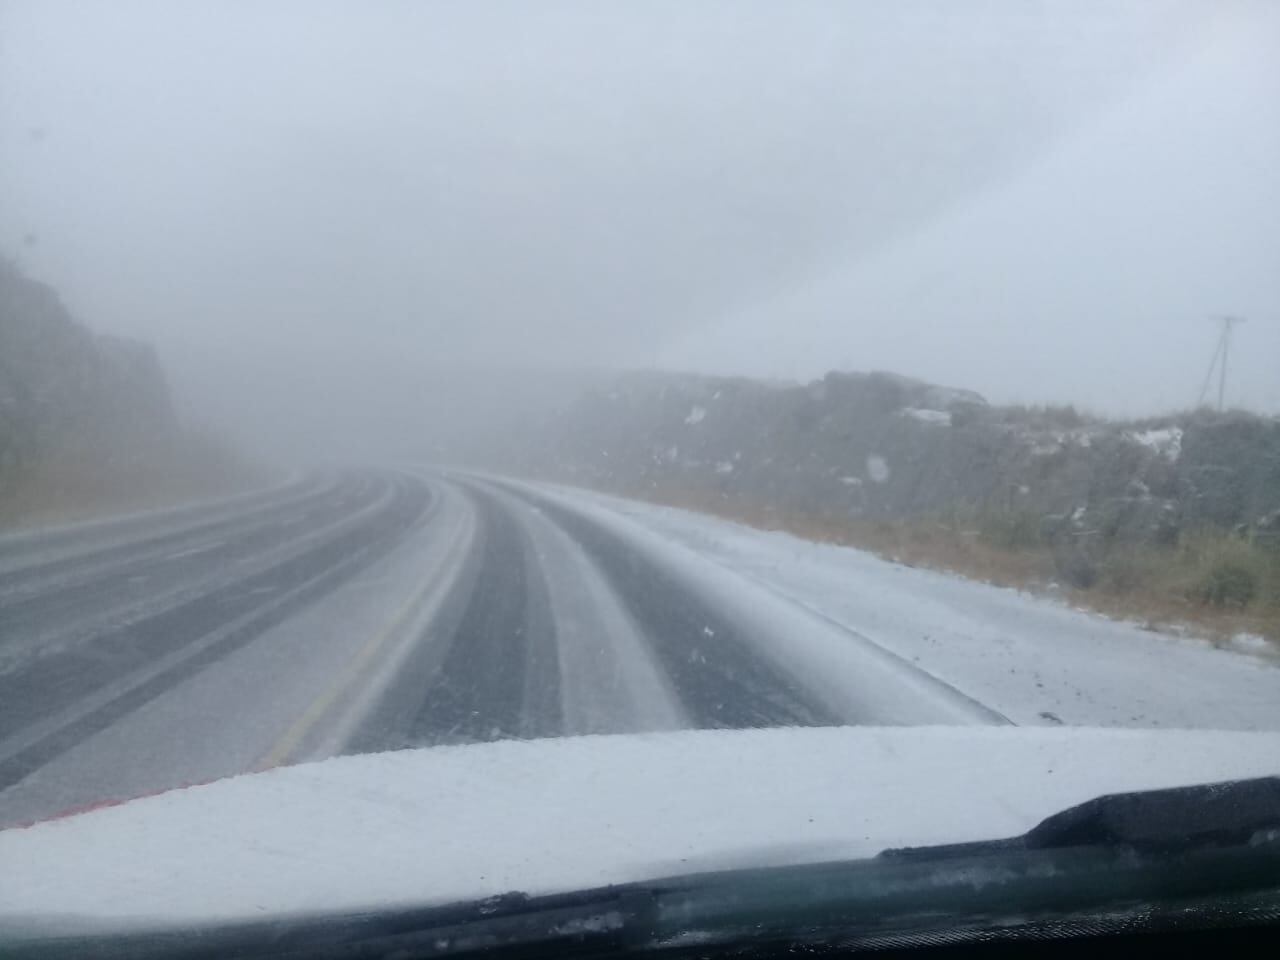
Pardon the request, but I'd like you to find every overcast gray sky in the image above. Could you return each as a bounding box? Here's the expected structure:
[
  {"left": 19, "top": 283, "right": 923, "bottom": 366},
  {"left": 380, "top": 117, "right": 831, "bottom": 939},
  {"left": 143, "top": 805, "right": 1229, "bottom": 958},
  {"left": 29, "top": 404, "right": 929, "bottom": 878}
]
[{"left": 2, "top": 0, "right": 1277, "bottom": 442}]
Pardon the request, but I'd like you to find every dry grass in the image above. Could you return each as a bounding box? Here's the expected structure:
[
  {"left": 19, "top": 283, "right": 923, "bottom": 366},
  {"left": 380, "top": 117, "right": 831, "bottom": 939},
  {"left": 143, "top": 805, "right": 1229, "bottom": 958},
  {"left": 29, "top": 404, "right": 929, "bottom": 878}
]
[
  {"left": 602, "top": 481, "right": 1280, "bottom": 651},
  {"left": 0, "top": 434, "right": 268, "bottom": 531}
]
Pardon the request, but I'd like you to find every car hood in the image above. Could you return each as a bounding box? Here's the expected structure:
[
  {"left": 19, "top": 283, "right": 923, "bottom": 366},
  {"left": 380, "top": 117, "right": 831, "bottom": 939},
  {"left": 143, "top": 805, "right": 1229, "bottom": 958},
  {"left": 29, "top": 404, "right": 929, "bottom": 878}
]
[{"left": 2, "top": 725, "right": 1278, "bottom": 927}]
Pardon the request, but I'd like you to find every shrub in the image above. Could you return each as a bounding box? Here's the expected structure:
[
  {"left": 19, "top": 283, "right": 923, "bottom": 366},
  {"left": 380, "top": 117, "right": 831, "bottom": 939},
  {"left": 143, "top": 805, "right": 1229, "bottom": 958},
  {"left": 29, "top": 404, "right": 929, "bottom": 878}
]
[
  {"left": 978, "top": 510, "right": 1042, "bottom": 550},
  {"left": 1194, "top": 561, "right": 1257, "bottom": 607},
  {"left": 1053, "top": 543, "right": 1099, "bottom": 589},
  {"left": 1097, "top": 548, "right": 1158, "bottom": 595},
  {"left": 1182, "top": 534, "right": 1269, "bottom": 609}
]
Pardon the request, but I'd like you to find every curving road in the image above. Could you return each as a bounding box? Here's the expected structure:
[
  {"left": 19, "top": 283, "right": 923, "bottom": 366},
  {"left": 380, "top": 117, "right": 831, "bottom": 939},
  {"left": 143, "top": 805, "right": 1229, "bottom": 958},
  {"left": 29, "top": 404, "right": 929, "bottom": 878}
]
[{"left": 0, "top": 469, "right": 1001, "bottom": 826}]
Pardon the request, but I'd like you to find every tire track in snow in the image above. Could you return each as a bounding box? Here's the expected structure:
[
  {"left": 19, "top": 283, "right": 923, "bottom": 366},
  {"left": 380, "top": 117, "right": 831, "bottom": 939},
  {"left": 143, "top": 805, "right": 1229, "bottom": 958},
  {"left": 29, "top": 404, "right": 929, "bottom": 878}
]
[
  {"left": 0, "top": 474, "right": 332, "bottom": 596},
  {"left": 401, "top": 487, "right": 560, "bottom": 745},
  {"left": 0, "top": 475, "right": 374, "bottom": 660},
  {"left": 0, "top": 474, "right": 431, "bottom": 793},
  {"left": 513, "top": 490, "right": 841, "bottom": 731},
  {"left": 472, "top": 481, "right": 687, "bottom": 736}
]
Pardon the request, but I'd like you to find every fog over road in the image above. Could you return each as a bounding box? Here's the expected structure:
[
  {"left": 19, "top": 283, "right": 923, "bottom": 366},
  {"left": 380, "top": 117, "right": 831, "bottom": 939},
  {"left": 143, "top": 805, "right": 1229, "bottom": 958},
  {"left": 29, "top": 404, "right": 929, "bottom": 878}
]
[{"left": 0, "top": 470, "right": 1006, "bottom": 827}]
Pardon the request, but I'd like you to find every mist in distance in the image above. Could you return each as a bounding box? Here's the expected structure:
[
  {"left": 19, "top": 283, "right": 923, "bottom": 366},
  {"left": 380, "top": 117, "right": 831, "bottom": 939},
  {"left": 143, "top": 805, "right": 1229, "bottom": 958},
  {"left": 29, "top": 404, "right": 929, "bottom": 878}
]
[{"left": 2, "top": 0, "right": 1277, "bottom": 467}]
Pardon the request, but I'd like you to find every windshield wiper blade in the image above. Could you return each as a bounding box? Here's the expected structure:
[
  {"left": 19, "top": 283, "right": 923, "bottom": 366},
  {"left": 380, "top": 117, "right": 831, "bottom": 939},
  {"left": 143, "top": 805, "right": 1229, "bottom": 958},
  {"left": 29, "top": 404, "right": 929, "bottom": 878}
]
[
  {"left": 640, "top": 776, "right": 1280, "bottom": 952},
  {"left": 882, "top": 774, "right": 1280, "bottom": 862},
  {"left": 1027, "top": 773, "right": 1280, "bottom": 850}
]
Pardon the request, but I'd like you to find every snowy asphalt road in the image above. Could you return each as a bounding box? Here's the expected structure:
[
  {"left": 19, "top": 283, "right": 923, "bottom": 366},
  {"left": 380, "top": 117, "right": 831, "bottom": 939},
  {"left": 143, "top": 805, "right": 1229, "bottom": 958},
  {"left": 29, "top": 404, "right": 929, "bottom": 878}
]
[
  {"left": 6, "top": 469, "right": 1278, "bottom": 828},
  {"left": 0, "top": 469, "right": 1003, "bottom": 826}
]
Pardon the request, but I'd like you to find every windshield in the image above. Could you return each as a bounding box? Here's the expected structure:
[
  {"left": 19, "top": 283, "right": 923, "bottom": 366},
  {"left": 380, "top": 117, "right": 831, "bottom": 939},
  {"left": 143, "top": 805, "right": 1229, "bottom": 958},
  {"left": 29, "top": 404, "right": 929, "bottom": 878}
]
[{"left": 1, "top": 0, "right": 1278, "bottom": 938}]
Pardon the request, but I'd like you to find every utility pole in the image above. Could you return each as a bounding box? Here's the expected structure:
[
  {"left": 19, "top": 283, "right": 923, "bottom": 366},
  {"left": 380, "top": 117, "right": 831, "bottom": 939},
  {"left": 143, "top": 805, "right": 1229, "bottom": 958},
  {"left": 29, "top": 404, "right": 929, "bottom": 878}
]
[{"left": 1197, "top": 315, "right": 1246, "bottom": 411}]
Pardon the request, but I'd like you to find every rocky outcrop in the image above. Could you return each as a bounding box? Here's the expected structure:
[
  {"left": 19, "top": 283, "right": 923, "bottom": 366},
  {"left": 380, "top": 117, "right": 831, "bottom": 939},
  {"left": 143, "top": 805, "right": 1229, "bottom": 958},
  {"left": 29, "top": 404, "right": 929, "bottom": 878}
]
[
  {"left": 1, "top": 258, "right": 175, "bottom": 463},
  {"left": 516, "top": 368, "right": 1280, "bottom": 580},
  {"left": 0, "top": 257, "right": 187, "bottom": 508}
]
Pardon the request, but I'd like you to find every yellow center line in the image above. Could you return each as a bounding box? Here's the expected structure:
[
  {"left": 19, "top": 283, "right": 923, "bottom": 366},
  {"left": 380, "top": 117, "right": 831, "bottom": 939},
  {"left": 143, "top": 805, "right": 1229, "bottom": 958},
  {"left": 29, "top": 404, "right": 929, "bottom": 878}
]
[{"left": 253, "top": 566, "right": 445, "bottom": 772}]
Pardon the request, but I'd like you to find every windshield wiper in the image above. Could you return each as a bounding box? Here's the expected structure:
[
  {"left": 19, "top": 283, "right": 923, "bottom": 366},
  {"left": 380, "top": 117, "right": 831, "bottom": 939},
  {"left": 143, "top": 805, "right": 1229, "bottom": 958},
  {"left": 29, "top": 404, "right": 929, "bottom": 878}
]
[
  {"left": 5, "top": 776, "right": 1279, "bottom": 958},
  {"left": 883, "top": 771, "right": 1280, "bottom": 859}
]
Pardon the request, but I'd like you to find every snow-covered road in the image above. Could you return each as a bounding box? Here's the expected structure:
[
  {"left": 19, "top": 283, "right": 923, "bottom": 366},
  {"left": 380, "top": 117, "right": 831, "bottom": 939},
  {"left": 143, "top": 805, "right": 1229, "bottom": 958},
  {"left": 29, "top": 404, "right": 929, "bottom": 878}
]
[
  {"left": 565, "top": 485, "right": 1280, "bottom": 731},
  {"left": 2, "top": 469, "right": 1276, "bottom": 827}
]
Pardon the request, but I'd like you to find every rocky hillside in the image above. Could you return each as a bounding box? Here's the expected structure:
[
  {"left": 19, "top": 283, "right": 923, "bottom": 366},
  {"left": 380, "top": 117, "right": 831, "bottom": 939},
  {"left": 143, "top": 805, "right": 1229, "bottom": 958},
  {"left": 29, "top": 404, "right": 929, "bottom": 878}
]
[
  {"left": 0, "top": 258, "right": 250, "bottom": 525},
  {"left": 1, "top": 259, "right": 174, "bottom": 473},
  {"left": 515, "top": 369, "right": 1280, "bottom": 586}
]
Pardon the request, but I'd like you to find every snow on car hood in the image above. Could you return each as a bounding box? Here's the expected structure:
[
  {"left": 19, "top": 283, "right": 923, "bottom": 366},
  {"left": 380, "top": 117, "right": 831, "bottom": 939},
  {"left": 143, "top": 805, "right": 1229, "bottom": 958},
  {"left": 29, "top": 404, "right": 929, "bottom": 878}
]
[{"left": 2, "top": 725, "right": 1278, "bottom": 925}]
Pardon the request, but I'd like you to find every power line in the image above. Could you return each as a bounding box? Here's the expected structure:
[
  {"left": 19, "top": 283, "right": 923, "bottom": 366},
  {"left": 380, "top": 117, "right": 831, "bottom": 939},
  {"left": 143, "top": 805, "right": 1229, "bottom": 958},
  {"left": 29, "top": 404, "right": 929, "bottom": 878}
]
[
  {"left": 1196, "top": 330, "right": 1224, "bottom": 409},
  {"left": 1197, "top": 315, "right": 1246, "bottom": 411}
]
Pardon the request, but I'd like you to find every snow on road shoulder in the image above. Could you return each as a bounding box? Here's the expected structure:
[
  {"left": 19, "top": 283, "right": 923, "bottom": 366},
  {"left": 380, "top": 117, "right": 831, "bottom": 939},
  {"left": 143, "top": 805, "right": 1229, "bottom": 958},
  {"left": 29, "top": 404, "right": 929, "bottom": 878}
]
[{"left": 554, "top": 487, "right": 1280, "bottom": 731}]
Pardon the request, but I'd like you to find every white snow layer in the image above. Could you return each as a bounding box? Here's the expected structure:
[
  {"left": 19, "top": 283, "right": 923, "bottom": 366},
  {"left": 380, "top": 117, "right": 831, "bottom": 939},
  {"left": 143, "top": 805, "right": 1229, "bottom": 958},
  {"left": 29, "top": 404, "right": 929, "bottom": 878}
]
[
  {"left": 2, "top": 726, "right": 1278, "bottom": 923},
  {"left": 901, "top": 407, "right": 952, "bottom": 426},
  {"left": 1129, "top": 427, "right": 1183, "bottom": 461}
]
